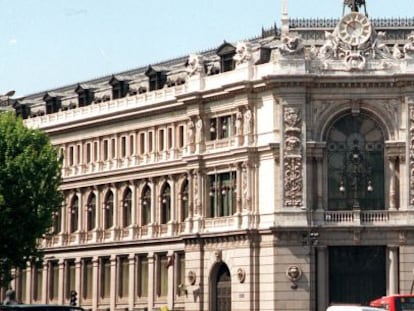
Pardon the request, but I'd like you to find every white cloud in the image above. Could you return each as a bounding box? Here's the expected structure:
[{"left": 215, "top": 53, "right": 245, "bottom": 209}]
[{"left": 8, "top": 38, "right": 17, "bottom": 46}]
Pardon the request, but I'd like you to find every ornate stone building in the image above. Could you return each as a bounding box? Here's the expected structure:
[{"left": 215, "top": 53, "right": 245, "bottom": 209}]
[{"left": 8, "top": 1, "right": 414, "bottom": 311}]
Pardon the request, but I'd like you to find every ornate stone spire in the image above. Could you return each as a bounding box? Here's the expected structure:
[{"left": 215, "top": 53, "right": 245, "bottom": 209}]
[{"left": 281, "top": 0, "right": 289, "bottom": 37}]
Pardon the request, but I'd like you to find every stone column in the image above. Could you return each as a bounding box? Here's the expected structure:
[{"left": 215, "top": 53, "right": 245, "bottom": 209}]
[
  {"left": 147, "top": 253, "right": 155, "bottom": 311},
  {"left": 58, "top": 259, "right": 65, "bottom": 304},
  {"left": 26, "top": 263, "right": 32, "bottom": 304},
  {"left": 167, "top": 252, "right": 175, "bottom": 309},
  {"left": 316, "top": 156, "right": 324, "bottom": 211},
  {"left": 92, "top": 257, "right": 99, "bottom": 311},
  {"left": 388, "top": 246, "right": 399, "bottom": 295},
  {"left": 388, "top": 157, "right": 397, "bottom": 210},
  {"left": 110, "top": 255, "right": 117, "bottom": 311},
  {"left": 128, "top": 255, "right": 136, "bottom": 311},
  {"left": 317, "top": 246, "right": 328, "bottom": 311},
  {"left": 75, "top": 258, "right": 81, "bottom": 305},
  {"left": 149, "top": 180, "right": 156, "bottom": 237},
  {"left": 41, "top": 261, "right": 48, "bottom": 304}
]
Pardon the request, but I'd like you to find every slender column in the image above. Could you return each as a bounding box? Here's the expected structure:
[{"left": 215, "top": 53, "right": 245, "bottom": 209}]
[
  {"left": 75, "top": 258, "right": 81, "bottom": 305},
  {"left": 317, "top": 246, "right": 328, "bottom": 311},
  {"left": 167, "top": 252, "right": 175, "bottom": 309},
  {"left": 389, "top": 157, "right": 397, "bottom": 210},
  {"left": 113, "top": 186, "right": 119, "bottom": 228},
  {"left": 188, "top": 171, "right": 193, "bottom": 219},
  {"left": 316, "top": 156, "right": 324, "bottom": 211},
  {"left": 388, "top": 246, "right": 399, "bottom": 295},
  {"left": 26, "top": 264, "right": 32, "bottom": 304},
  {"left": 128, "top": 254, "right": 136, "bottom": 311},
  {"left": 131, "top": 182, "right": 137, "bottom": 226},
  {"left": 236, "top": 163, "right": 242, "bottom": 214},
  {"left": 110, "top": 255, "right": 117, "bottom": 311},
  {"left": 147, "top": 253, "right": 155, "bottom": 311},
  {"left": 92, "top": 257, "right": 99, "bottom": 311},
  {"left": 41, "top": 261, "right": 48, "bottom": 304},
  {"left": 150, "top": 181, "right": 156, "bottom": 224},
  {"left": 58, "top": 259, "right": 65, "bottom": 304}
]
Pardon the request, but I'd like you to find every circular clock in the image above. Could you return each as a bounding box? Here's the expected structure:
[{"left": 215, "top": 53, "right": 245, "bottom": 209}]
[{"left": 338, "top": 12, "right": 372, "bottom": 46}]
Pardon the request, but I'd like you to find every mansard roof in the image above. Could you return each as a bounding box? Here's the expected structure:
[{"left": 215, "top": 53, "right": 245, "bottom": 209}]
[{"left": 16, "top": 16, "right": 414, "bottom": 108}]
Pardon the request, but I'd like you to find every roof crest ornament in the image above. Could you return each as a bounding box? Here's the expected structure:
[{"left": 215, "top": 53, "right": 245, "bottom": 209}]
[
  {"left": 281, "top": 0, "right": 289, "bottom": 38},
  {"left": 343, "top": 0, "right": 367, "bottom": 16}
]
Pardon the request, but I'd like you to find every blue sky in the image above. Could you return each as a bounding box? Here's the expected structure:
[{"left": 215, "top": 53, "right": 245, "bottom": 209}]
[{"left": 1, "top": 0, "right": 413, "bottom": 97}]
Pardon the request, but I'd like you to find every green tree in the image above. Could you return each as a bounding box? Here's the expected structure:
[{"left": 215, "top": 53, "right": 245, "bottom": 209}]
[{"left": 0, "top": 112, "right": 62, "bottom": 287}]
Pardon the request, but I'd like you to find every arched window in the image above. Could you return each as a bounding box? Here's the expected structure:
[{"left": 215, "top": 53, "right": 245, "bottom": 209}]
[
  {"left": 122, "top": 188, "right": 132, "bottom": 227},
  {"left": 69, "top": 196, "right": 79, "bottom": 233},
  {"left": 104, "top": 191, "right": 114, "bottom": 229},
  {"left": 142, "top": 185, "right": 151, "bottom": 226},
  {"left": 327, "top": 114, "right": 385, "bottom": 210},
  {"left": 86, "top": 193, "right": 96, "bottom": 231},
  {"left": 180, "top": 179, "right": 189, "bottom": 222},
  {"left": 160, "top": 183, "right": 171, "bottom": 224},
  {"left": 52, "top": 207, "right": 62, "bottom": 235}
]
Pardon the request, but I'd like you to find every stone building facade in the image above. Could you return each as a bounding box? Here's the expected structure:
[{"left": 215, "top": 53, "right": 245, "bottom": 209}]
[{"left": 7, "top": 1, "right": 414, "bottom": 311}]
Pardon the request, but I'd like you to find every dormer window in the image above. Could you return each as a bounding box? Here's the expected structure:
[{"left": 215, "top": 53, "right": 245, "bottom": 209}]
[
  {"left": 109, "top": 75, "right": 130, "bottom": 100},
  {"left": 43, "top": 93, "right": 62, "bottom": 114},
  {"left": 13, "top": 101, "right": 30, "bottom": 119},
  {"left": 216, "top": 42, "right": 236, "bottom": 72},
  {"left": 75, "top": 84, "right": 94, "bottom": 107},
  {"left": 145, "top": 65, "right": 167, "bottom": 91}
]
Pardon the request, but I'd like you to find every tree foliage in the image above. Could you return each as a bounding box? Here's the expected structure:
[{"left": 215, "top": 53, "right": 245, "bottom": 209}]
[{"left": 0, "top": 112, "right": 62, "bottom": 287}]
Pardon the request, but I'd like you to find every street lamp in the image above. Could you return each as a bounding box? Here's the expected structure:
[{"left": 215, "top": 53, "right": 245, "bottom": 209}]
[{"left": 338, "top": 142, "right": 373, "bottom": 209}]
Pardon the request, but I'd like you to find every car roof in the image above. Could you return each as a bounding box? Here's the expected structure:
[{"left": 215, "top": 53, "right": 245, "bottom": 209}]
[
  {"left": 0, "top": 305, "right": 84, "bottom": 311},
  {"left": 327, "top": 306, "right": 386, "bottom": 311}
]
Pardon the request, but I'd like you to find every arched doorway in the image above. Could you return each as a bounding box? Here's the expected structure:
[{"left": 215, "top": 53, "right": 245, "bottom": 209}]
[
  {"left": 211, "top": 263, "right": 231, "bottom": 311},
  {"left": 326, "top": 113, "right": 385, "bottom": 210}
]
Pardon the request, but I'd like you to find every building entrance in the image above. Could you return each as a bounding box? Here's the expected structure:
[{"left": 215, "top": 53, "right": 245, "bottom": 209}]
[
  {"left": 329, "top": 246, "right": 386, "bottom": 305},
  {"left": 211, "top": 263, "right": 231, "bottom": 311}
]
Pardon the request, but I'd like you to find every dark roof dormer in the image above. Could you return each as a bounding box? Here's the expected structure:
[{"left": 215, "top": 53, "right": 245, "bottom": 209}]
[
  {"left": 216, "top": 42, "right": 236, "bottom": 72},
  {"left": 13, "top": 100, "right": 30, "bottom": 119},
  {"left": 109, "top": 75, "right": 131, "bottom": 99},
  {"left": 145, "top": 65, "right": 168, "bottom": 91},
  {"left": 43, "top": 92, "right": 63, "bottom": 114},
  {"left": 75, "top": 84, "right": 95, "bottom": 107}
]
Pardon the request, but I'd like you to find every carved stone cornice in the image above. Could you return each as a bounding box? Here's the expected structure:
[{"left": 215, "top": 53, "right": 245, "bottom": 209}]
[
  {"left": 306, "top": 141, "right": 326, "bottom": 159},
  {"left": 385, "top": 141, "right": 406, "bottom": 162}
]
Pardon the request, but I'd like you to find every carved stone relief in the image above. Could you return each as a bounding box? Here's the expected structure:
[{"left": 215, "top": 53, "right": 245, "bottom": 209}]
[
  {"left": 283, "top": 107, "right": 303, "bottom": 207},
  {"left": 409, "top": 106, "right": 414, "bottom": 205}
]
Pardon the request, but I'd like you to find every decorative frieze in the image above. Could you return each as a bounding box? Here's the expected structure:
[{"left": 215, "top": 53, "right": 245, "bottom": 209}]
[
  {"left": 409, "top": 106, "right": 414, "bottom": 206},
  {"left": 283, "top": 107, "right": 303, "bottom": 207}
]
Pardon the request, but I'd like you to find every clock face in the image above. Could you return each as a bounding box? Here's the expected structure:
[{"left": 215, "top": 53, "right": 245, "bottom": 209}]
[{"left": 338, "top": 12, "right": 372, "bottom": 46}]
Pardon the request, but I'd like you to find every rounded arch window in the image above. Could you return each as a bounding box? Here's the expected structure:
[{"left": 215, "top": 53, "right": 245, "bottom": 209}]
[
  {"left": 86, "top": 192, "right": 96, "bottom": 231},
  {"left": 327, "top": 113, "right": 384, "bottom": 210},
  {"left": 104, "top": 190, "right": 114, "bottom": 229},
  {"left": 122, "top": 188, "right": 132, "bottom": 228},
  {"left": 69, "top": 195, "right": 79, "bottom": 233},
  {"left": 160, "top": 183, "right": 171, "bottom": 224},
  {"left": 141, "top": 185, "right": 151, "bottom": 226},
  {"left": 180, "top": 179, "right": 189, "bottom": 222}
]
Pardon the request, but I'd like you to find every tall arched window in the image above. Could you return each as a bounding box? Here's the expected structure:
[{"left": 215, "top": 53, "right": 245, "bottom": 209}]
[
  {"left": 122, "top": 188, "right": 132, "bottom": 227},
  {"left": 69, "top": 196, "right": 79, "bottom": 233},
  {"left": 52, "top": 207, "right": 62, "bottom": 235},
  {"left": 180, "top": 179, "right": 189, "bottom": 222},
  {"left": 142, "top": 185, "right": 151, "bottom": 226},
  {"left": 104, "top": 191, "right": 114, "bottom": 229},
  {"left": 327, "top": 114, "right": 385, "bottom": 210},
  {"left": 160, "top": 183, "right": 171, "bottom": 224},
  {"left": 86, "top": 193, "right": 96, "bottom": 231}
]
